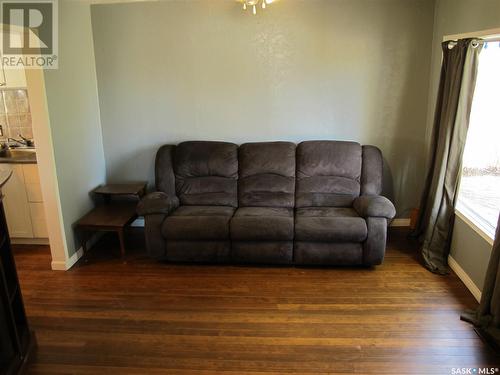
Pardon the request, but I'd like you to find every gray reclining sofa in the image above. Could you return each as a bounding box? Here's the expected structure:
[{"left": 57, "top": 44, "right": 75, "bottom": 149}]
[{"left": 137, "top": 140, "right": 396, "bottom": 266}]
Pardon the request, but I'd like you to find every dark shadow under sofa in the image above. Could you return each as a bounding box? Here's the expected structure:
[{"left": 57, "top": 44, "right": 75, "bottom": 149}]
[{"left": 137, "top": 140, "right": 396, "bottom": 266}]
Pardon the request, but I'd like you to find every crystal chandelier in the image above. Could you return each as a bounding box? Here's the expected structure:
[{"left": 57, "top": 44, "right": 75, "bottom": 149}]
[{"left": 242, "top": 0, "right": 272, "bottom": 15}]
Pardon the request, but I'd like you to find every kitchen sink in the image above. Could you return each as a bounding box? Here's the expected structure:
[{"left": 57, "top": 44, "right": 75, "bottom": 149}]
[{"left": 0, "top": 148, "right": 36, "bottom": 159}]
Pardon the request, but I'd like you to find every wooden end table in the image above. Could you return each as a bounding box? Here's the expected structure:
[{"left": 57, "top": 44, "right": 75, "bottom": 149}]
[{"left": 75, "top": 183, "right": 147, "bottom": 259}]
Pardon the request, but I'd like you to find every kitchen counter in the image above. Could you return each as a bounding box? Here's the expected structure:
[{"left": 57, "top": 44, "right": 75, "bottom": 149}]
[
  {"left": 0, "top": 150, "right": 37, "bottom": 164},
  {"left": 0, "top": 170, "right": 12, "bottom": 188}
]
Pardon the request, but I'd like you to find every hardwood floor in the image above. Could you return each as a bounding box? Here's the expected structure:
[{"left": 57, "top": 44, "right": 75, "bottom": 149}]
[{"left": 12, "top": 229, "right": 499, "bottom": 374}]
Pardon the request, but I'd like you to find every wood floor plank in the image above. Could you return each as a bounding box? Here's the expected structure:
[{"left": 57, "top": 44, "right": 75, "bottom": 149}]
[{"left": 11, "top": 228, "right": 499, "bottom": 374}]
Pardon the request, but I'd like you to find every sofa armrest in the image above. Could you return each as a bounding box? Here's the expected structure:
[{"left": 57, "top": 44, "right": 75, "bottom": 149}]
[
  {"left": 137, "top": 192, "right": 179, "bottom": 216},
  {"left": 353, "top": 195, "right": 396, "bottom": 220}
]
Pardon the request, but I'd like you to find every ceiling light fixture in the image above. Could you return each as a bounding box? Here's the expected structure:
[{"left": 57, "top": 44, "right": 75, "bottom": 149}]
[{"left": 241, "top": 0, "right": 272, "bottom": 15}]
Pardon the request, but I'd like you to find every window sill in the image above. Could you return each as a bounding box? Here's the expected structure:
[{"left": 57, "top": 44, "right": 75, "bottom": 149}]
[{"left": 455, "top": 205, "right": 494, "bottom": 246}]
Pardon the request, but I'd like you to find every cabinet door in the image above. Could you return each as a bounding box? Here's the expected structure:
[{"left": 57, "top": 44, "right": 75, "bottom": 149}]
[
  {"left": 3, "top": 44, "right": 26, "bottom": 87},
  {"left": 3, "top": 68, "right": 27, "bottom": 88},
  {"left": 23, "top": 165, "right": 43, "bottom": 202},
  {"left": 29, "top": 202, "right": 48, "bottom": 238},
  {"left": 0, "top": 33, "right": 26, "bottom": 88},
  {"left": 0, "top": 165, "right": 33, "bottom": 238}
]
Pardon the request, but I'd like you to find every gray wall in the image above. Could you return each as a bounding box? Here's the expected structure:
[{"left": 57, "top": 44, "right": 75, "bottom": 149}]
[
  {"left": 44, "top": 0, "right": 106, "bottom": 257},
  {"left": 428, "top": 0, "right": 500, "bottom": 293},
  {"left": 450, "top": 216, "right": 492, "bottom": 293},
  {"left": 91, "top": 0, "right": 435, "bottom": 217}
]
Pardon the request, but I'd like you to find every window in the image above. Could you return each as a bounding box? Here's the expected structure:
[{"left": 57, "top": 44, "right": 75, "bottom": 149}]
[{"left": 456, "top": 41, "right": 500, "bottom": 239}]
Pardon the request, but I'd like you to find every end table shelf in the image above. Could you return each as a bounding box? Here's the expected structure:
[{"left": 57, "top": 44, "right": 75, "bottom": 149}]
[
  {"left": 75, "top": 183, "right": 147, "bottom": 259},
  {"left": 91, "top": 183, "right": 147, "bottom": 202}
]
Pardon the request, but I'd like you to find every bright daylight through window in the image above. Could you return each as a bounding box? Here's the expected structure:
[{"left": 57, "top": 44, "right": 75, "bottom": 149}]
[{"left": 457, "top": 40, "right": 500, "bottom": 239}]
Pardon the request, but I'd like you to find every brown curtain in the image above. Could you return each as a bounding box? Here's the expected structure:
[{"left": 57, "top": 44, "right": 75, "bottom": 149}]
[
  {"left": 462, "top": 213, "right": 500, "bottom": 350},
  {"left": 412, "top": 39, "right": 483, "bottom": 274}
]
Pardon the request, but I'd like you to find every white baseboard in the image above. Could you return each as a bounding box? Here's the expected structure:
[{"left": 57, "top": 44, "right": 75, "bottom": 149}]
[
  {"left": 50, "top": 232, "right": 104, "bottom": 271},
  {"left": 51, "top": 247, "right": 84, "bottom": 271},
  {"left": 11, "top": 237, "right": 50, "bottom": 245},
  {"left": 390, "top": 218, "right": 411, "bottom": 227},
  {"left": 448, "top": 255, "right": 482, "bottom": 302}
]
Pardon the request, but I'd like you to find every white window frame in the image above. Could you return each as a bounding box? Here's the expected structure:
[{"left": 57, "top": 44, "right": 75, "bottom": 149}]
[
  {"left": 455, "top": 204, "right": 494, "bottom": 246},
  {"left": 444, "top": 27, "right": 500, "bottom": 246}
]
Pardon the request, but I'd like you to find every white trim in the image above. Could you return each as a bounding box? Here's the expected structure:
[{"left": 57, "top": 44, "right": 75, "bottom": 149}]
[
  {"left": 444, "top": 27, "right": 500, "bottom": 42},
  {"left": 26, "top": 66, "right": 70, "bottom": 269},
  {"left": 390, "top": 218, "right": 411, "bottom": 227},
  {"left": 49, "top": 232, "right": 104, "bottom": 270},
  {"left": 51, "top": 247, "right": 84, "bottom": 271},
  {"left": 11, "top": 238, "right": 49, "bottom": 245},
  {"left": 448, "top": 255, "right": 482, "bottom": 302},
  {"left": 455, "top": 209, "right": 494, "bottom": 246},
  {"left": 8, "top": 21, "right": 71, "bottom": 271}
]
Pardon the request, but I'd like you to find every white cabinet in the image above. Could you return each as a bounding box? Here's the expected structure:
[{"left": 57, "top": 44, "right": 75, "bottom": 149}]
[
  {"left": 0, "top": 163, "right": 47, "bottom": 240},
  {"left": 0, "top": 68, "right": 26, "bottom": 88},
  {"left": 23, "top": 165, "right": 43, "bottom": 201},
  {"left": 29, "top": 202, "right": 47, "bottom": 238},
  {"left": 0, "top": 32, "right": 27, "bottom": 88},
  {"left": 23, "top": 165, "right": 48, "bottom": 238},
  {"left": 0, "top": 164, "right": 33, "bottom": 237},
  {"left": 3, "top": 68, "right": 26, "bottom": 88}
]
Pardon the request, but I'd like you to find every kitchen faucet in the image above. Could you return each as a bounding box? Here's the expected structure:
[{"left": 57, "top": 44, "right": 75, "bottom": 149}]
[{"left": 7, "top": 135, "right": 34, "bottom": 147}]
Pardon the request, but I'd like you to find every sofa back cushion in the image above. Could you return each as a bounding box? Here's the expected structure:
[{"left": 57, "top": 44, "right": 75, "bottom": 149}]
[
  {"left": 296, "top": 141, "right": 362, "bottom": 207},
  {"left": 174, "top": 141, "right": 238, "bottom": 207},
  {"left": 361, "top": 145, "right": 383, "bottom": 195},
  {"left": 155, "top": 145, "right": 176, "bottom": 195},
  {"left": 238, "top": 142, "right": 296, "bottom": 207}
]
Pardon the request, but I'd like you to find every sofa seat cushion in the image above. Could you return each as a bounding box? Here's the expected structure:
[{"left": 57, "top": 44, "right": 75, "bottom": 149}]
[
  {"left": 162, "top": 206, "right": 235, "bottom": 240},
  {"left": 230, "top": 207, "right": 294, "bottom": 241},
  {"left": 295, "top": 207, "right": 367, "bottom": 242}
]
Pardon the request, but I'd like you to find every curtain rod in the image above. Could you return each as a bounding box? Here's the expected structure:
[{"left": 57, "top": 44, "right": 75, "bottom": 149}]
[{"left": 447, "top": 37, "right": 500, "bottom": 46}]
